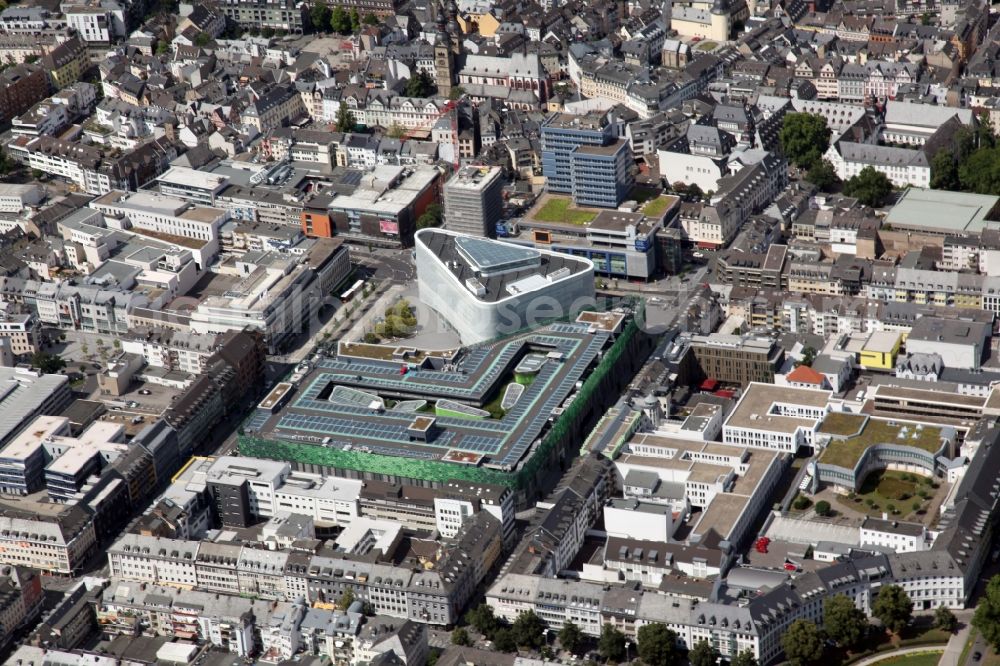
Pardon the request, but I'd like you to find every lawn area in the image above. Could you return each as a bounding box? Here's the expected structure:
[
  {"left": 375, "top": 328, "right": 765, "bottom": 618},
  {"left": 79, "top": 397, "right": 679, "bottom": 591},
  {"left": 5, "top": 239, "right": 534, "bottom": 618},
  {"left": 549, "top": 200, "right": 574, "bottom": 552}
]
[
  {"left": 833, "top": 620, "right": 951, "bottom": 665},
  {"left": 868, "top": 651, "right": 943, "bottom": 666},
  {"left": 695, "top": 40, "right": 718, "bottom": 50},
  {"left": 819, "top": 417, "right": 944, "bottom": 469},
  {"left": 818, "top": 412, "right": 867, "bottom": 436},
  {"left": 835, "top": 470, "right": 937, "bottom": 519},
  {"left": 642, "top": 195, "right": 677, "bottom": 218},
  {"left": 533, "top": 197, "right": 597, "bottom": 225}
]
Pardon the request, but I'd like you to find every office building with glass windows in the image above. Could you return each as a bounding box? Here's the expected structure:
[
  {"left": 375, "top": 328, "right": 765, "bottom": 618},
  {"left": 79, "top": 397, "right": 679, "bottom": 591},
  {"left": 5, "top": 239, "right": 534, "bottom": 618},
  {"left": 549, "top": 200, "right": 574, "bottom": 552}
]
[{"left": 541, "top": 112, "right": 634, "bottom": 208}]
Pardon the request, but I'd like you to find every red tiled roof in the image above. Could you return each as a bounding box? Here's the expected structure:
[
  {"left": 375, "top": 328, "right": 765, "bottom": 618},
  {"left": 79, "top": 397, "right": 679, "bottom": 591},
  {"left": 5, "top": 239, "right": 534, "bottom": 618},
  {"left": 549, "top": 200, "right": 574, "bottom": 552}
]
[{"left": 786, "top": 364, "right": 825, "bottom": 385}]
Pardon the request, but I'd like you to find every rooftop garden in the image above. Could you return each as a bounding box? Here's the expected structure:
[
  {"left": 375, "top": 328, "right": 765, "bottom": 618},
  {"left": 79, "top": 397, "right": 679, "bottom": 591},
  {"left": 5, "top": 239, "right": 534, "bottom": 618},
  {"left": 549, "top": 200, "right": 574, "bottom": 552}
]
[
  {"left": 533, "top": 196, "right": 597, "bottom": 225},
  {"left": 641, "top": 195, "right": 676, "bottom": 218},
  {"left": 818, "top": 412, "right": 867, "bottom": 437},
  {"left": 819, "top": 418, "right": 944, "bottom": 469}
]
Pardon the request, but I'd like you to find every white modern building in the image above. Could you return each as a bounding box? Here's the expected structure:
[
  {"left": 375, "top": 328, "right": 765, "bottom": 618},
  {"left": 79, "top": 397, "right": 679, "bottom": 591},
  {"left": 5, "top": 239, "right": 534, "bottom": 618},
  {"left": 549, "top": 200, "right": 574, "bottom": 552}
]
[
  {"left": 90, "top": 190, "right": 225, "bottom": 242},
  {"left": 722, "top": 383, "right": 832, "bottom": 453},
  {"left": 860, "top": 516, "right": 931, "bottom": 553},
  {"left": 414, "top": 228, "right": 595, "bottom": 343}
]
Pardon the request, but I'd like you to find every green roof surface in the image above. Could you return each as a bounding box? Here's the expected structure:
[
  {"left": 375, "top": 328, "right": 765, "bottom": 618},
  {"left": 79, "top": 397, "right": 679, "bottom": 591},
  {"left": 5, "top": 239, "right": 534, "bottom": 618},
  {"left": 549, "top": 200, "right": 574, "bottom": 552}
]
[{"left": 819, "top": 418, "right": 944, "bottom": 469}]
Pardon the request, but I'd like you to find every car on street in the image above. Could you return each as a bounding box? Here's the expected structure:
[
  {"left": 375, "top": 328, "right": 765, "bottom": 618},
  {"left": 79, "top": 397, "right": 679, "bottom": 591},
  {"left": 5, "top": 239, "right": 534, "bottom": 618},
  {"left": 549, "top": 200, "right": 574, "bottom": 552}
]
[{"left": 974, "top": 652, "right": 983, "bottom": 662}]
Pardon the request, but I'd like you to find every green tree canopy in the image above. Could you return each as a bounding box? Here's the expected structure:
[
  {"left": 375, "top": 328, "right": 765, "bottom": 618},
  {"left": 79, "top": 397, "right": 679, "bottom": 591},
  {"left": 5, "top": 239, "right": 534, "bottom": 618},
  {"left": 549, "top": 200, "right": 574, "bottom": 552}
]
[
  {"left": 636, "top": 623, "right": 678, "bottom": 666},
  {"left": 872, "top": 584, "right": 912, "bottom": 634},
  {"left": 598, "top": 624, "right": 627, "bottom": 663},
  {"left": 973, "top": 575, "right": 1000, "bottom": 651},
  {"left": 349, "top": 7, "right": 361, "bottom": 32},
  {"left": 466, "top": 603, "right": 500, "bottom": 638},
  {"left": 843, "top": 166, "right": 893, "bottom": 207},
  {"left": 731, "top": 649, "right": 758, "bottom": 666},
  {"left": 417, "top": 202, "right": 444, "bottom": 229},
  {"left": 405, "top": 70, "right": 436, "bottom": 98},
  {"left": 31, "top": 352, "right": 65, "bottom": 375},
  {"left": 451, "top": 627, "right": 471, "bottom": 646},
  {"left": 806, "top": 159, "right": 839, "bottom": 192},
  {"left": 782, "top": 619, "right": 825, "bottom": 666},
  {"left": 335, "top": 100, "right": 356, "bottom": 132},
  {"left": 814, "top": 500, "right": 831, "bottom": 516},
  {"left": 934, "top": 606, "right": 958, "bottom": 633},
  {"left": 310, "top": 1, "right": 331, "bottom": 31},
  {"left": 363, "top": 12, "right": 379, "bottom": 24},
  {"left": 958, "top": 146, "right": 1000, "bottom": 195},
  {"left": 779, "top": 112, "right": 832, "bottom": 168},
  {"left": 330, "top": 5, "right": 351, "bottom": 33},
  {"left": 559, "top": 621, "right": 584, "bottom": 655},
  {"left": 511, "top": 610, "right": 545, "bottom": 649},
  {"left": 689, "top": 639, "right": 717, "bottom": 666},
  {"left": 931, "top": 149, "right": 959, "bottom": 190},
  {"left": 337, "top": 587, "right": 355, "bottom": 610},
  {"left": 823, "top": 595, "right": 867, "bottom": 648},
  {"left": 493, "top": 628, "right": 517, "bottom": 652}
]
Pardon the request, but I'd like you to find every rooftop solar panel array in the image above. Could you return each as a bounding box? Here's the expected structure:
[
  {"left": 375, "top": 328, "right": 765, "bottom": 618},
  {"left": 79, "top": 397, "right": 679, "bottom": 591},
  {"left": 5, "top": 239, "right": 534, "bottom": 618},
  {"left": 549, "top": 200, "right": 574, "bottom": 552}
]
[{"left": 258, "top": 322, "right": 611, "bottom": 466}]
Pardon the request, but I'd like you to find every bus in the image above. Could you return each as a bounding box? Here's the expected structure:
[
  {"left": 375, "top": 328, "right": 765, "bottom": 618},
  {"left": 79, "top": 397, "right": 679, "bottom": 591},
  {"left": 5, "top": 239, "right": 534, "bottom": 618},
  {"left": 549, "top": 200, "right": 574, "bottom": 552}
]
[{"left": 339, "top": 280, "right": 365, "bottom": 302}]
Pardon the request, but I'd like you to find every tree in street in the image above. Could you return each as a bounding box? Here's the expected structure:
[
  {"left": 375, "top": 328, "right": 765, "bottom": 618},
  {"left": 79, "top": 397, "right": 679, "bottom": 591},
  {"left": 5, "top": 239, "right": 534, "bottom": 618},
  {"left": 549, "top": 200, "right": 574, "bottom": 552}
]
[
  {"left": 31, "top": 352, "right": 65, "bottom": 374},
  {"left": 806, "top": 159, "right": 839, "bottom": 192},
  {"left": 512, "top": 610, "right": 545, "bottom": 649},
  {"left": 494, "top": 628, "right": 517, "bottom": 652},
  {"left": 335, "top": 101, "right": 356, "bottom": 132},
  {"left": 782, "top": 619, "right": 825, "bottom": 666},
  {"left": 689, "top": 639, "right": 717, "bottom": 666},
  {"left": 872, "top": 584, "right": 912, "bottom": 635},
  {"left": 466, "top": 603, "right": 500, "bottom": 638},
  {"left": 779, "top": 113, "right": 832, "bottom": 169},
  {"left": 843, "top": 166, "right": 893, "bottom": 207},
  {"left": 973, "top": 575, "right": 1000, "bottom": 651},
  {"left": 598, "top": 624, "right": 627, "bottom": 663},
  {"left": 636, "top": 623, "right": 679, "bottom": 666},
  {"left": 731, "top": 649, "right": 758, "bottom": 666},
  {"left": 310, "top": 0, "right": 331, "bottom": 30},
  {"left": 559, "top": 621, "right": 584, "bottom": 655},
  {"left": 934, "top": 606, "right": 958, "bottom": 633},
  {"left": 451, "top": 628, "right": 471, "bottom": 646},
  {"left": 823, "top": 595, "right": 867, "bottom": 649},
  {"left": 330, "top": 5, "right": 351, "bottom": 33}
]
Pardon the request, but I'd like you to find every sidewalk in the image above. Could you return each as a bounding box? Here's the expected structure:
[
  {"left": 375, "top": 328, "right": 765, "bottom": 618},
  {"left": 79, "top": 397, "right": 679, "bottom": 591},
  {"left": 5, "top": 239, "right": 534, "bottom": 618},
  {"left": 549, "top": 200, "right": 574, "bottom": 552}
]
[{"left": 940, "top": 613, "right": 975, "bottom": 666}]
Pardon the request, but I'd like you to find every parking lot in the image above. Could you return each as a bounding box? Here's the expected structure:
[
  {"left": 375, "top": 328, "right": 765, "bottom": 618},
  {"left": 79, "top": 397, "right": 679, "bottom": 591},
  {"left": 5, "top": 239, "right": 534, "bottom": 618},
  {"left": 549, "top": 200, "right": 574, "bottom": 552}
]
[{"left": 101, "top": 379, "right": 184, "bottom": 416}]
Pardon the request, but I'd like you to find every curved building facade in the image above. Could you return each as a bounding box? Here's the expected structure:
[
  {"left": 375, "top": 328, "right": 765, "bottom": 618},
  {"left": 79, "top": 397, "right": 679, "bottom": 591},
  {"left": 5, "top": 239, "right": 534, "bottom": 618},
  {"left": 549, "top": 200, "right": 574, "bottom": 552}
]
[{"left": 415, "top": 228, "right": 595, "bottom": 343}]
